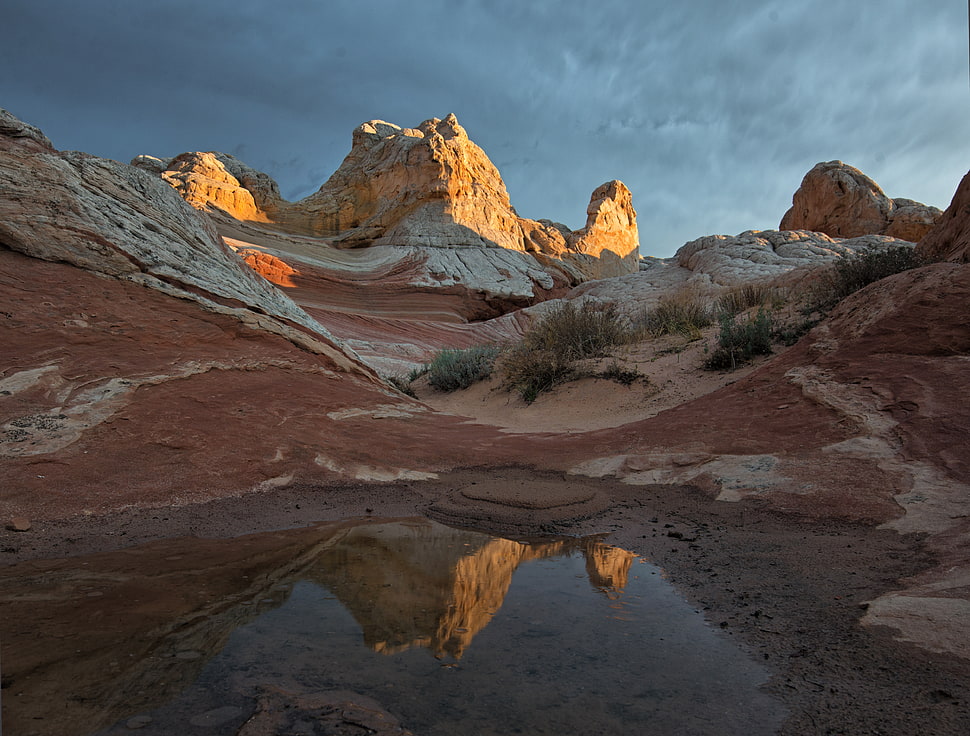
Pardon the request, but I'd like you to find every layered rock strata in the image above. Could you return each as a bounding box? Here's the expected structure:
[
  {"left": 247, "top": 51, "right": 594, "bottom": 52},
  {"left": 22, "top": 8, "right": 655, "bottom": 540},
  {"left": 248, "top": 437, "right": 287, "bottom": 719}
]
[
  {"left": 0, "top": 108, "right": 362, "bottom": 373},
  {"left": 135, "top": 114, "right": 640, "bottom": 289},
  {"left": 780, "top": 160, "right": 942, "bottom": 241}
]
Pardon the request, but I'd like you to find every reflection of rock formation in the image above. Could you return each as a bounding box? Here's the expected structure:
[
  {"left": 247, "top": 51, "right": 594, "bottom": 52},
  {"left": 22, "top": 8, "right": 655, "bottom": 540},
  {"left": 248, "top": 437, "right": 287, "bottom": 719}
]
[
  {"left": 306, "top": 520, "right": 636, "bottom": 659},
  {"left": 584, "top": 542, "right": 636, "bottom": 599},
  {"left": 0, "top": 517, "right": 639, "bottom": 735}
]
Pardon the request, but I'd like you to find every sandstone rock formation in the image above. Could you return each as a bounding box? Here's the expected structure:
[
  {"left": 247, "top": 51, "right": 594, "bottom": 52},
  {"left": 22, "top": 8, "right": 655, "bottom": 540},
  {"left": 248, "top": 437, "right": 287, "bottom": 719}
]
[
  {"left": 3, "top": 108, "right": 512, "bottom": 514},
  {"left": 917, "top": 169, "right": 970, "bottom": 263},
  {"left": 780, "top": 160, "right": 942, "bottom": 241},
  {"left": 137, "top": 114, "right": 640, "bottom": 284},
  {"left": 0, "top": 108, "right": 360, "bottom": 372},
  {"left": 569, "top": 228, "right": 914, "bottom": 318}
]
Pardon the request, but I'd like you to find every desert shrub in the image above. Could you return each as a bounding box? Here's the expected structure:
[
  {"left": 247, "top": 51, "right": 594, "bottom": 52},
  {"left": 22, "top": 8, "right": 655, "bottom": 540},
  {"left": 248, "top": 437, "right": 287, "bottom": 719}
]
[
  {"left": 498, "top": 343, "right": 575, "bottom": 403},
  {"left": 523, "top": 299, "right": 630, "bottom": 360},
  {"left": 426, "top": 345, "right": 500, "bottom": 392},
  {"left": 810, "top": 246, "right": 923, "bottom": 312},
  {"left": 600, "top": 360, "right": 644, "bottom": 386},
  {"left": 496, "top": 299, "right": 630, "bottom": 402},
  {"left": 716, "top": 283, "right": 784, "bottom": 317},
  {"left": 703, "top": 308, "right": 773, "bottom": 370},
  {"left": 772, "top": 317, "right": 819, "bottom": 347},
  {"left": 635, "top": 293, "right": 713, "bottom": 339}
]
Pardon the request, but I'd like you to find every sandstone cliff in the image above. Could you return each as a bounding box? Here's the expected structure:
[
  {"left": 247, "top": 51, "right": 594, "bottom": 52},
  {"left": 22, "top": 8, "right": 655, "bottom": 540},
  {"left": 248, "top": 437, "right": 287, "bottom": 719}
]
[
  {"left": 136, "top": 114, "right": 640, "bottom": 283},
  {"left": 917, "top": 169, "right": 970, "bottom": 263},
  {"left": 780, "top": 160, "right": 942, "bottom": 241}
]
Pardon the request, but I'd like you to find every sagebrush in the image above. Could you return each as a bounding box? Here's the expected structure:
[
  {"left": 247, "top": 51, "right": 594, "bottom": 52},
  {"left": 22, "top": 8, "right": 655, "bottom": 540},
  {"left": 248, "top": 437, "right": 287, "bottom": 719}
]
[
  {"left": 635, "top": 293, "right": 713, "bottom": 339},
  {"left": 703, "top": 308, "right": 773, "bottom": 370},
  {"left": 426, "top": 345, "right": 500, "bottom": 391}
]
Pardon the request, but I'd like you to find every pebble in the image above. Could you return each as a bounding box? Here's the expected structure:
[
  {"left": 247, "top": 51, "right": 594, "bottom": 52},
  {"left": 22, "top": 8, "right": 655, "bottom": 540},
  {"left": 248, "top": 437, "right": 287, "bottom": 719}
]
[
  {"left": 125, "top": 715, "right": 153, "bottom": 729},
  {"left": 7, "top": 517, "right": 31, "bottom": 532}
]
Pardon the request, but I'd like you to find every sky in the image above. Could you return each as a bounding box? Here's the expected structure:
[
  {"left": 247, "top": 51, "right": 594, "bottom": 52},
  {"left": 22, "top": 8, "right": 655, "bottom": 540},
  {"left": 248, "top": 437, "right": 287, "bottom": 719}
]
[{"left": 1, "top": 0, "right": 967, "bottom": 257}]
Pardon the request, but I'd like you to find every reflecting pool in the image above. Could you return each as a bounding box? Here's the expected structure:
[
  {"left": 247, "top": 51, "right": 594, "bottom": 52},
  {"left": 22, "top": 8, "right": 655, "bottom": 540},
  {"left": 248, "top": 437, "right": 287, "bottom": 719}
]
[{"left": 0, "top": 517, "right": 785, "bottom": 735}]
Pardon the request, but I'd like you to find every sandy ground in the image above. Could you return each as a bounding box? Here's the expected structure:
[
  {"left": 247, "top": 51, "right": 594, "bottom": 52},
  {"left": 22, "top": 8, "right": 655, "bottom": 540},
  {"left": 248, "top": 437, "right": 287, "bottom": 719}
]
[
  {"left": 414, "top": 332, "right": 775, "bottom": 433},
  {"left": 3, "top": 467, "right": 970, "bottom": 736}
]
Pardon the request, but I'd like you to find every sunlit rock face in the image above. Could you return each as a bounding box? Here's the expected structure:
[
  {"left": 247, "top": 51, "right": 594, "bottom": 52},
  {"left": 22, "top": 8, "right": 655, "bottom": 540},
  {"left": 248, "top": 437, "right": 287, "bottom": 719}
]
[
  {"left": 780, "top": 160, "right": 942, "bottom": 241},
  {"left": 3, "top": 108, "right": 515, "bottom": 517},
  {"left": 137, "top": 114, "right": 640, "bottom": 284},
  {"left": 918, "top": 169, "right": 970, "bottom": 263}
]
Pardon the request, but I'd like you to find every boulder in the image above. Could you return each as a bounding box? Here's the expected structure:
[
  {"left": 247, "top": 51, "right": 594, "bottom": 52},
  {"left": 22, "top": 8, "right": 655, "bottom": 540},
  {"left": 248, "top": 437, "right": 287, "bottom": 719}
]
[
  {"left": 917, "top": 170, "right": 970, "bottom": 263},
  {"left": 780, "top": 160, "right": 941, "bottom": 241}
]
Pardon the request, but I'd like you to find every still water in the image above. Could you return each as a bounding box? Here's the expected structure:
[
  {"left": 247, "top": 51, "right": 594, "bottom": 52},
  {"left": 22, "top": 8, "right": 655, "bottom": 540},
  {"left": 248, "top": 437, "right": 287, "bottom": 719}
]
[{"left": 0, "top": 518, "right": 785, "bottom": 735}]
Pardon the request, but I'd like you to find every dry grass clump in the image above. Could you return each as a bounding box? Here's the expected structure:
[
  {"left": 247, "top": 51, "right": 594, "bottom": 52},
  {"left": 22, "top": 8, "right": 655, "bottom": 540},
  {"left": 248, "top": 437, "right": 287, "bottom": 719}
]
[
  {"left": 634, "top": 291, "right": 713, "bottom": 339},
  {"left": 426, "top": 345, "right": 501, "bottom": 391},
  {"left": 523, "top": 299, "right": 630, "bottom": 361},
  {"left": 716, "top": 283, "right": 786, "bottom": 317},
  {"left": 703, "top": 308, "right": 774, "bottom": 371}
]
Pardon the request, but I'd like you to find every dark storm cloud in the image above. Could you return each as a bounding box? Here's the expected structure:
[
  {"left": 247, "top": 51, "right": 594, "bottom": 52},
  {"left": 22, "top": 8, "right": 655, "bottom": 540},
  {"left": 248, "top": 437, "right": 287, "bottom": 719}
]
[{"left": 1, "top": 0, "right": 966, "bottom": 256}]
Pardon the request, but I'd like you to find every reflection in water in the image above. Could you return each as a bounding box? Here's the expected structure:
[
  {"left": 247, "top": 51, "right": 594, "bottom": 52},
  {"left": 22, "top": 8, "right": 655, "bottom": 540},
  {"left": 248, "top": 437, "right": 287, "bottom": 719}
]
[
  {"left": 307, "top": 522, "right": 634, "bottom": 659},
  {"left": 0, "top": 518, "right": 784, "bottom": 736}
]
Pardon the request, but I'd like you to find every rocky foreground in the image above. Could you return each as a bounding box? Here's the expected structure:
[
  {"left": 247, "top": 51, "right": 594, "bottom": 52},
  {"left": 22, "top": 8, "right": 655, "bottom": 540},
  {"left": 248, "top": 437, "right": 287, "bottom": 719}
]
[{"left": 2, "top": 106, "right": 969, "bottom": 734}]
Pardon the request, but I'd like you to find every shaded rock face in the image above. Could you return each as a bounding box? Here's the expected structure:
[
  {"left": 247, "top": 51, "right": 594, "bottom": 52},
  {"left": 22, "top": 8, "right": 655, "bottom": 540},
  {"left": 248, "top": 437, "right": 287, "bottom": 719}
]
[
  {"left": 137, "top": 114, "right": 640, "bottom": 280},
  {"left": 780, "top": 161, "right": 942, "bottom": 241},
  {"left": 0, "top": 108, "right": 361, "bottom": 373},
  {"left": 918, "top": 169, "right": 970, "bottom": 263},
  {"left": 674, "top": 229, "right": 910, "bottom": 287}
]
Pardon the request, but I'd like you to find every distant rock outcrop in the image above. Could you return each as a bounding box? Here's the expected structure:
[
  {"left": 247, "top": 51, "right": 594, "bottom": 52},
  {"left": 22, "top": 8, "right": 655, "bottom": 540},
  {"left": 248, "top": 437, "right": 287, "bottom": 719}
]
[
  {"left": 571, "top": 228, "right": 914, "bottom": 314},
  {"left": 917, "top": 169, "right": 970, "bottom": 263},
  {"left": 780, "top": 161, "right": 942, "bottom": 241},
  {"left": 136, "top": 114, "right": 640, "bottom": 282},
  {"left": 674, "top": 229, "right": 909, "bottom": 287}
]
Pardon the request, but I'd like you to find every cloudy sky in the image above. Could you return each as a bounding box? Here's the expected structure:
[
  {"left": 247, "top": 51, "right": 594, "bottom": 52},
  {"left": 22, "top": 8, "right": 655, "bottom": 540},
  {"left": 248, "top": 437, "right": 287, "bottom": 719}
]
[{"left": 2, "top": 0, "right": 967, "bottom": 256}]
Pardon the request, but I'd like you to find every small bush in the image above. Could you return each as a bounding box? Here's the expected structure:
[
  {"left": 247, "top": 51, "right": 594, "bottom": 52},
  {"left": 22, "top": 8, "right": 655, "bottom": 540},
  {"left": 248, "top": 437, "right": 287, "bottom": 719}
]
[
  {"left": 704, "top": 308, "right": 773, "bottom": 371},
  {"left": 426, "top": 345, "right": 500, "bottom": 392},
  {"left": 523, "top": 299, "right": 630, "bottom": 360},
  {"left": 772, "top": 318, "right": 819, "bottom": 347},
  {"left": 635, "top": 293, "right": 713, "bottom": 339},
  {"left": 496, "top": 299, "right": 631, "bottom": 402},
  {"left": 810, "top": 246, "right": 923, "bottom": 312}
]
